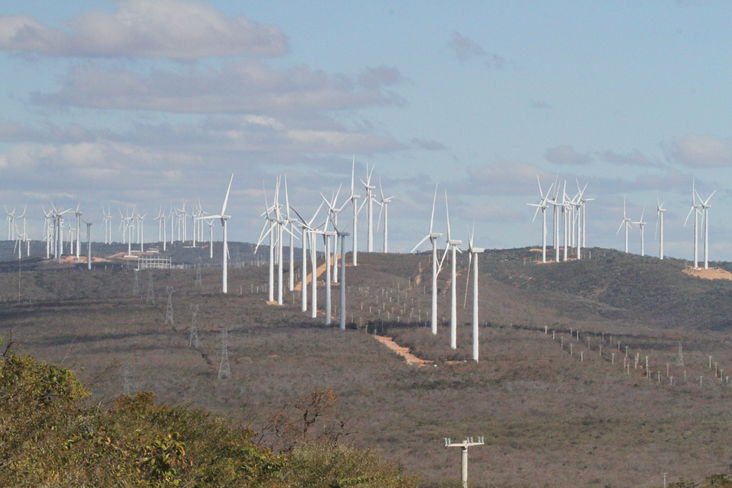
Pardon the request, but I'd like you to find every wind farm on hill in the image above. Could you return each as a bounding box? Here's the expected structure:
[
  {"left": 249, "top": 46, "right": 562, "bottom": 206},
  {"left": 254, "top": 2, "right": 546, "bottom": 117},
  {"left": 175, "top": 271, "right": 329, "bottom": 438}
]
[{"left": 2, "top": 161, "right": 732, "bottom": 487}]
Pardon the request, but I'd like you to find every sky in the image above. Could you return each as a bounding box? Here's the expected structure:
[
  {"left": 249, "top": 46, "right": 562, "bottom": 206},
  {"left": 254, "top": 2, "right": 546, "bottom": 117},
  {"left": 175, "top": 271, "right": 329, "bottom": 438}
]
[{"left": 1, "top": 0, "right": 732, "bottom": 260}]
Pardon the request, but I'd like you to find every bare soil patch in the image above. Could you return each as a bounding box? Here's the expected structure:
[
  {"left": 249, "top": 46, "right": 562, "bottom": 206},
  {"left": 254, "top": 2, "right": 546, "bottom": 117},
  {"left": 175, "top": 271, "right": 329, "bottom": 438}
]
[
  {"left": 373, "top": 335, "right": 432, "bottom": 367},
  {"left": 683, "top": 267, "right": 732, "bottom": 280}
]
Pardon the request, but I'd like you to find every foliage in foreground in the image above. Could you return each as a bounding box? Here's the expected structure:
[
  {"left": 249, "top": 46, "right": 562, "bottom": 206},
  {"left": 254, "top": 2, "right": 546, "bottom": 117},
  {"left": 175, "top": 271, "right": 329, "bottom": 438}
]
[{"left": 0, "top": 350, "right": 417, "bottom": 488}]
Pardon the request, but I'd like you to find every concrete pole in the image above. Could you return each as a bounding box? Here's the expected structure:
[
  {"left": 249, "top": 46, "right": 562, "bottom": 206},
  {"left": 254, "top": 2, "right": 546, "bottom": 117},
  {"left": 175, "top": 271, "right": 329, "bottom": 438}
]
[
  {"left": 461, "top": 447, "right": 468, "bottom": 488},
  {"left": 301, "top": 228, "right": 308, "bottom": 312},
  {"left": 86, "top": 223, "right": 92, "bottom": 270},
  {"left": 431, "top": 237, "right": 438, "bottom": 335},
  {"left": 704, "top": 208, "right": 709, "bottom": 269},
  {"left": 277, "top": 224, "right": 284, "bottom": 305},
  {"left": 325, "top": 234, "right": 332, "bottom": 325},
  {"left": 289, "top": 224, "right": 295, "bottom": 291},
  {"left": 472, "top": 251, "right": 479, "bottom": 362},
  {"left": 542, "top": 208, "right": 547, "bottom": 263},
  {"left": 310, "top": 232, "right": 318, "bottom": 319},
  {"left": 222, "top": 220, "right": 228, "bottom": 294},
  {"left": 450, "top": 245, "right": 457, "bottom": 349},
  {"left": 350, "top": 198, "right": 359, "bottom": 266},
  {"left": 268, "top": 225, "right": 274, "bottom": 302},
  {"left": 340, "top": 233, "right": 349, "bottom": 330}
]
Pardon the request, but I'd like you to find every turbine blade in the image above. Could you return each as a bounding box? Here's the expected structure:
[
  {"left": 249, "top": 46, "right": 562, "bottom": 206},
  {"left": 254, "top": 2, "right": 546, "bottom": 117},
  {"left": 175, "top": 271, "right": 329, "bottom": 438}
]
[
  {"left": 410, "top": 234, "right": 430, "bottom": 253},
  {"left": 463, "top": 252, "right": 472, "bottom": 309},
  {"left": 429, "top": 184, "right": 438, "bottom": 234}
]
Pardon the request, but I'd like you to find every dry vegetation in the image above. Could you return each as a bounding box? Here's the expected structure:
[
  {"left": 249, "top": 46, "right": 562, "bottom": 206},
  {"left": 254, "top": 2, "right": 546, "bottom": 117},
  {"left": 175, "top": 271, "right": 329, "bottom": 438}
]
[{"left": 2, "top": 244, "right": 732, "bottom": 486}]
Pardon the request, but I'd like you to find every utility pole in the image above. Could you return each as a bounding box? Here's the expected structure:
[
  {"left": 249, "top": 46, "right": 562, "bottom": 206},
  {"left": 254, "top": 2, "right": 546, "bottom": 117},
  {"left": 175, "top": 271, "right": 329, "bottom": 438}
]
[
  {"left": 165, "top": 286, "right": 175, "bottom": 326},
  {"left": 444, "top": 436, "right": 484, "bottom": 488}
]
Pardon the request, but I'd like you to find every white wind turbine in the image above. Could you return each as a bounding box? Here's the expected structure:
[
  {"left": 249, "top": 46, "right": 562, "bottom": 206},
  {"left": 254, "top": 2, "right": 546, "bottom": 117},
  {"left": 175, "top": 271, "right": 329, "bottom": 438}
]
[
  {"left": 360, "top": 164, "right": 377, "bottom": 253},
  {"left": 684, "top": 181, "right": 702, "bottom": 269},
  {"left": 256, "top": 183, "right": 277, "bottom": 304},
  {"left": 74, "top": 205, "right": 82, "bottom": 260},
  {"left": 290, "top": 203, "right": 323, "bottom": 313},
  {"left": 547, "top": 179, "right": 562, "bottom": 262},
  {"left": 439, "top": 192, "right": 462, "bottom": 350},
  {"left": 284, "top": 178, "right": 297, "bottom": 292},
  {"left": 696, "top": 188, "right": 715, "bottom": 270},
  {"left": 344, "top": 156, "right": 362, "bottom": 265},
  {"left": 527, "top": 176, "right": 553, "bottom": 263},
  {"left": 198, "top": 174, "right": 234, "bottom": 293},
  {"left": 463, "top": 224, "right": 484, "bottom": 362},
  {"left": 5, "top": 207, "right": 16, "bottom": 240},
  {"left": 321, "top": 184, "right": 344, "bottom": 283},
  {"left": 376, "top": 177, "right": 395, "bottom": 253},
  {"left": 571, "top": 183, "right": 588, "bottom": 260},
  {"left": 411, "top": 185, "right": 443, "bottom": 335},
  {"left": 633, "top": 209, "right": 647, "bottom": 256},
  {"left": 617, "top": 198, "right": 632, "bottom": 253},
  {"left": 656, "top": 196, "right": 666, "bottom": 260}
]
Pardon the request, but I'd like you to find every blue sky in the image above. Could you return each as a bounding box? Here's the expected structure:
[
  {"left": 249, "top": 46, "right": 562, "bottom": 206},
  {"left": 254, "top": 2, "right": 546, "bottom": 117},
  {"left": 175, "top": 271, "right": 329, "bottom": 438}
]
[{"left": 1, "top": 0, "right": 732, "bottom": 260}]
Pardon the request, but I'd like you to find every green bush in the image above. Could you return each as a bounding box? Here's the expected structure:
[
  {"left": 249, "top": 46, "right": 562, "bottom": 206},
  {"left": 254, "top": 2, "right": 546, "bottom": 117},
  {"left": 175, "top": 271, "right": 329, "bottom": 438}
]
[{"left": 0, "top": 352, "right": 416, "bottom": 488}]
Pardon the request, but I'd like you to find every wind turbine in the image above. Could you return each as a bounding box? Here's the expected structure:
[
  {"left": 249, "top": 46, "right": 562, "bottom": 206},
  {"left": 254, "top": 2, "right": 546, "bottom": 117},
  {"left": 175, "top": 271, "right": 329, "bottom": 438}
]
[
  {"left": 376, "top": 177, "right": 395, "bottom": 253},
  {"left": 527, "top": 176, "right": 553, "bottom": 263},
  {"left": 696, "top": 188, "right": 715, "bottom": 270},
  {"left": 345, "top": 156, "right": 362, "bottom": 265},
  {"left": 360, "top": 164, "right": 376, "bottom": 253},
  {"left": 547, "top": 179, "right": 562, "bottom": 262},
  {"left": 321, "top": 184, "right": 344, "bottom": 283},
  {"left": 411, "top": 185, "right": 443, "bottom": 335},
  {"left": 617, "top": 198, "right": 632, "bottom": 253},
  {"left": 633, "top": 209, "right": 647, "bottom": 257},
  {"left": 290, "top": 203, "right": 323, "bottom": 313},
  {"left": 439, "top": 192, "right": 462, "bottom": 350},
  {"left": 74, "top": 205, "right": 82, "bottom": 260},
  {"left": 82, "top": 219, "right": 93, "bottom": 270},
  {"left": 463, "top": 224, "right": 483, "bottom": 362},
  {"left": 656, "top": 196, "right": 666, "bottom": 260},
  {"left": 684, "top": 180, "right": 702, "bottom": 268},
  {"left": 198, "top": 174, "right": 233, "bottom": 293}
]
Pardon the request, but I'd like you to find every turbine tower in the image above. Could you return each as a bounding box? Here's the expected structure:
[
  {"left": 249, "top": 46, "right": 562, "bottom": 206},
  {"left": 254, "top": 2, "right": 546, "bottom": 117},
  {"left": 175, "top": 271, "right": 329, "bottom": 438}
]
[
  {"left": 360, "top": 164, "right": 376, "bottom": 252},
  {"left": 617, "top": 198, "right": 632, "bottom": 253},
  {"left": 527, "top": 176, "right": 553, "bottom": 263},
  {"left": 633, "top": 209, "right": 647, "bottom": 257},
  {"left": 440, "top": 192, "right": 462, "bottom": 350},
  {"left": 376, "top": 177, "right": 394, "bottom": 253},
  {"left": 411, "top": 185, "right": 443, "bottom": 335},
  {"left": 345, "top": 156, "right": 362, "bottom": 265},
  {"left": 695, "top": 188, "right": 715, "bottom": 270},
  {"left": 684, "top": 181, "right": 702, "bottom": 268},
  {"left": 464, "top": 225, "right": 483, "bottom": 362},
  {"left": 656, "top": 196, "right": 666, "bottom": 260},
  {"left": 199, "top": 174, "right": 233, "bottom": 293}
]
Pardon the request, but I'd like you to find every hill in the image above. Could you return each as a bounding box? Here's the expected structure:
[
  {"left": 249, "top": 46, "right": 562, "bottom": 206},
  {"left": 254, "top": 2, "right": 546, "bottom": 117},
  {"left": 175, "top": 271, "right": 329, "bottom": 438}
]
[{"left": 2, "top": 244, "right": 732, "bottom": 486}]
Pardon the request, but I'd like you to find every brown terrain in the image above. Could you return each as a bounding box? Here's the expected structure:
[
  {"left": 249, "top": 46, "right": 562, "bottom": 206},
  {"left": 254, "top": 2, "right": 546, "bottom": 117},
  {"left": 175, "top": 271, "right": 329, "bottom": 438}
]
[{"left": 2, "top": 246, "right": 732, "bottom": 487}]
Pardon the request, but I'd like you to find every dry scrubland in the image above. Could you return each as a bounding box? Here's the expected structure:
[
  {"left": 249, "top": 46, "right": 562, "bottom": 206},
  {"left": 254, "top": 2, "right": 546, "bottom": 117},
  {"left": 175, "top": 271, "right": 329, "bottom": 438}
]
[{"left": 2, "top": 245, "right": 732, "bottom": 486}]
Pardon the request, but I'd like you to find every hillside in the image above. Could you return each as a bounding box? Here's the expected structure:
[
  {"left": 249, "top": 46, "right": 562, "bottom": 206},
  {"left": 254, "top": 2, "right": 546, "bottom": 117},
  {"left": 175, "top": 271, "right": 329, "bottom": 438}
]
[{"left": 2, "top": 244, "right": 732, "bottom": 487}]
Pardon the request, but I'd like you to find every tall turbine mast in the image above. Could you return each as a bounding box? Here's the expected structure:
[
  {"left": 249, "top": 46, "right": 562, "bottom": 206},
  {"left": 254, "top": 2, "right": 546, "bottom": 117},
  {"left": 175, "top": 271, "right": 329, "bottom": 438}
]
[
  {"left": 411, "top": 185, "right": 443, "bottom": 335},
  {"left": 439, "top": 192, "right": 462, "bottom": 350}
]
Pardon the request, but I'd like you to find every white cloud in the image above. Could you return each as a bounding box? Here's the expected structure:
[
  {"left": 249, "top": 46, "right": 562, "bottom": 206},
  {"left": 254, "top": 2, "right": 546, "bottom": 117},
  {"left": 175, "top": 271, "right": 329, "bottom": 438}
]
[
  {"left": 33, "top": 62, "right": 404, "bottom": 114},
  {"left": 449, "top": 31, "right": 505, "bottom": 68},
  {"left": 544, "top": 145, "right": 593, "bottom": 166},
  {"left": 0, "top": 0, "right": 287, "bottom": 59},
  {"left": 663, "top": 134, "right": 732, "bottom": 167}
]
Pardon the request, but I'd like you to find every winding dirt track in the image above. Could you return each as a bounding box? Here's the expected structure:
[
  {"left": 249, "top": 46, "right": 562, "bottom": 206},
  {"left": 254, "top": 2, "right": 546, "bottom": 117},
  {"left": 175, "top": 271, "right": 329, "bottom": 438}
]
[{"left": 373, "top": 335, "right": 432, "bottom": 367}]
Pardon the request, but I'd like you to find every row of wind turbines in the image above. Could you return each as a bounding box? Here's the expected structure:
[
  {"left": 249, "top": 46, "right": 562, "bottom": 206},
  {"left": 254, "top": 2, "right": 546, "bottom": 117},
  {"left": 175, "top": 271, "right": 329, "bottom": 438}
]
[
  {"left": 528, "top": 176, "right": 718, "bottom": 270},
  {"left": 617, "top": 180, "right": 715, "bottom": 269},
  {"left": 252, "top": 159, "right": 395, "bottom": 328}
]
